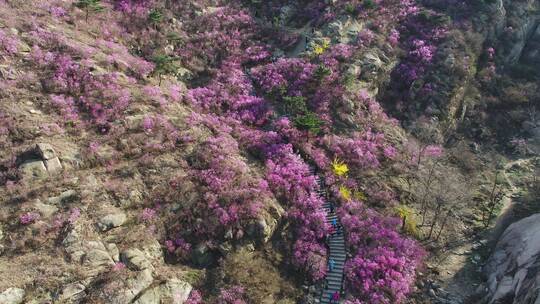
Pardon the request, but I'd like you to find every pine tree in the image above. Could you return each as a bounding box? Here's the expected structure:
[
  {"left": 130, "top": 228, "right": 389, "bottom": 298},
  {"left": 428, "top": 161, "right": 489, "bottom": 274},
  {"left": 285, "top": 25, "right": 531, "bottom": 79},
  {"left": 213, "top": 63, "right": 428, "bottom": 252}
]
[
  {"left": 151, "top": 55, "right": 178, "bottom": 86},
  {"left": 75, "top": 0, "right": 104, "bottom": 22}
]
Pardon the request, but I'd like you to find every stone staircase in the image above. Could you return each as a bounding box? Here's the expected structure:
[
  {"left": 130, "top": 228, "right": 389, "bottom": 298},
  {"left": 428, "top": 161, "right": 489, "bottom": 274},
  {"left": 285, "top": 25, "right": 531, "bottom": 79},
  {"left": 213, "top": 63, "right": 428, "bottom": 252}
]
[{"left": 309, "top": 167, "right": 347, "bottom": 303}]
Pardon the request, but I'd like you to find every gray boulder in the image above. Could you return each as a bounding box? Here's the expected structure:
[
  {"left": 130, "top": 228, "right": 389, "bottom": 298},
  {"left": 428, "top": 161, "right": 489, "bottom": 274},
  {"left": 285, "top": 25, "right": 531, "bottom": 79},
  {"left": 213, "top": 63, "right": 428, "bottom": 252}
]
[
  {"left": 133, "top": 279, "right": 192, "bottom": 304},
  {"left": 58, "top": 283, "right": 86, "bottom": 302},
  {"left": 97, "top": 212, "right": 127, "bottom": 231},
  {"left": 121, "top": 248, "right": 153, "bottom": 271},
  {"left": 484, "top": 213, "right": 540, "bottom": 303},
  {"left": 19, "top": 160, "right": 47, "bottom": 179},
  {"left": 111, "top": 269, "right": 153, "bottom": 304},
  {"left": 0, "top": 288, "right": 25, "bottom": 304},
  {"left": 33, "top": 200, "right": 58, "bottom": 218},
  {"left": 36, "top": 143, "right": 63, "bottom": 174}
]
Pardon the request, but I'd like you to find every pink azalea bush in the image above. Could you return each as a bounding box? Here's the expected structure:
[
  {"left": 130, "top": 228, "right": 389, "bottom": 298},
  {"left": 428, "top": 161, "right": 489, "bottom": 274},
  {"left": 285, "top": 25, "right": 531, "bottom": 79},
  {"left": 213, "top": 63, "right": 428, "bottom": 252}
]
[
  {"left": 0, "top": 29, "right": 19, "bottom": 55},
  {"left": 185, "top": 290, "right": 203, "bottom": 304},
  {"left": 30, "top": 51, "right": 131, "bottom": 130},
  {"left": 186, "top": 59, "right": 270, "bottom": 126},
  {"left": 165, "top": 132, "right": 271, "bottom": 244},
  {"left": 20, "top": 212, "right": 40, "bottom": 225},
  {"left": 265, "top": 143, "right": 329, "bottom": 280},
  {"left": 216, "top": 286, "right": 247, "bottom": 304},
  {"left": 339, "top": 200, "right": 425, "bottom": 303},
  {"left": 179, "top": 6, "right": 266, "bottom": 70}
]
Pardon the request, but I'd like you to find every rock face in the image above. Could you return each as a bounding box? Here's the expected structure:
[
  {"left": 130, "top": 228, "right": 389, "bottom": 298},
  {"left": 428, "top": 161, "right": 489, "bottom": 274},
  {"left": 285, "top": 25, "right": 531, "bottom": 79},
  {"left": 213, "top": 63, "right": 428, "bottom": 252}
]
[
  {"left": 97, "top": 212, "right": 127, "bottom": 231},
  {"left": 106, "top": 269, "right": 154, "bottom": 304},
  {"left": 133, "top": 279, "right": 192, "bottom": 304},
  {"left": 19, "top": 143, "right": 64, "bottom": 180},
  {"left": 490, "top": 0, "right": 540, "bottom": 66},
  {"left": 484, "top": 213, "right": 540, "bottom": 304},
  {"left": 121, "top": 248, "right": 154, "bottom": 271},
  {"left": 35, "top": 143, "right": 63, "bottom": 174},
  {"left": 0, "top": 288, "right": 25, "bottom": 304}
]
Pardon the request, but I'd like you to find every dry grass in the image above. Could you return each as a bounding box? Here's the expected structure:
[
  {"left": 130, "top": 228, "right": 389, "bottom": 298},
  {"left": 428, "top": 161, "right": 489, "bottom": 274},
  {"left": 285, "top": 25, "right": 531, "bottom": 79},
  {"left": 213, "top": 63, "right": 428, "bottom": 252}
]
[{"left": 216, "top": 248, "right": 300, "bottom": 303}]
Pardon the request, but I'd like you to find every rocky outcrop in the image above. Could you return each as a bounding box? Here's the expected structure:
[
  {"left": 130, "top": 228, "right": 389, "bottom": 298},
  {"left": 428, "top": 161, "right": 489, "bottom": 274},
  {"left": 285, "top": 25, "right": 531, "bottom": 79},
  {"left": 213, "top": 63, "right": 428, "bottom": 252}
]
[
  {"left": 121, "top": 248, "right": 154, "bottom": 271},
  {"left": 18, "top": 143, "right": 64, "bottom": 180},
  {"left": 96, "top": 269, "right": 154, "bottom": 304},
  {"left": 483, "top": 213, "right": 540, "bottom": 304},
  {"left": 0, "top": 288, "right": 25, "bottom": 304},
  {"left": 520, "top": 23, "right": 540, "bottom": 67},
  {"left": 489, "top": 0, "right": 540, "bottom": 66},
  {"left": 97, "top": 212, "right": 127, "bottom": 232},
  {"left": 133, "top": 279, "right": 192, "bottom": 304}
]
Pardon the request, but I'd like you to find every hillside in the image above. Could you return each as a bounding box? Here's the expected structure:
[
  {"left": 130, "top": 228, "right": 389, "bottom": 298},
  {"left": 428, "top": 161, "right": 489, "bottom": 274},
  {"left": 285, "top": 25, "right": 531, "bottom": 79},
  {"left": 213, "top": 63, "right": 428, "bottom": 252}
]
[{"left": 0, "top": 0, "right": 538, "bottom": 303}]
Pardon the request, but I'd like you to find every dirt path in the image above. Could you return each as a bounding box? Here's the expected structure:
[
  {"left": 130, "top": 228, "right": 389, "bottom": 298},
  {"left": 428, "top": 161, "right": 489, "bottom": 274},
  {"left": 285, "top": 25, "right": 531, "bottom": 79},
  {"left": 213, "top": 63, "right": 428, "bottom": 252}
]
[
  {"left": 430, "top": 157, "right": 537, "bottom": 303},
  {"left": 491, "top": 157, "right": 536, "bottom": 241}
]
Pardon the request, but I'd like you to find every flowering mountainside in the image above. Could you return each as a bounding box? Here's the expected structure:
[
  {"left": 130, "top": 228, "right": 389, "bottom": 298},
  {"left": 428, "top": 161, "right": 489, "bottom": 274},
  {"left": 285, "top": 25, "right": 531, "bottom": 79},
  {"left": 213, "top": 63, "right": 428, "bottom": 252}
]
[{"left": 1, "top": 0, "right": 539, "bottom": 303}]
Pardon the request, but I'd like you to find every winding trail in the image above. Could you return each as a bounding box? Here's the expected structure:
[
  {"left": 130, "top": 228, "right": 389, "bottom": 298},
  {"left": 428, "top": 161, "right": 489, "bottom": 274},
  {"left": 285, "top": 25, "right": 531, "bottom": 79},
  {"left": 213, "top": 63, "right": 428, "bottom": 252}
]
[{"left": 309, "top": 167, "right": 347, "bottom": 303}]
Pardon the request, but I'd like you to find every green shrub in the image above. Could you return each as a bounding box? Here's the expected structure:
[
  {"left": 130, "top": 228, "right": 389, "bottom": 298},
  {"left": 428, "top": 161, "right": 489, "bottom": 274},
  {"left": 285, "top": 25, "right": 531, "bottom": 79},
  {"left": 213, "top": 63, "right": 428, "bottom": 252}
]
[
  {"left": 294, "top": 112, "right": 323, "bottom": 134},
  {"left": 75, "top": 0, "right": 104, "bottom": 22},
  {"left": 282, "top": 95, "right": 307, "bottom": 115},
  {"left": 363, "top": 0, "right": 376, "bottom": 9},
  {"left": 151, "top": 54, "right": 179, "bottom": 85},
  {"left": 148, "top": 9, "right": 163, "bottom": 25},
  {"left": 314, "top": 64, "right": 332, "bottom": 80}
]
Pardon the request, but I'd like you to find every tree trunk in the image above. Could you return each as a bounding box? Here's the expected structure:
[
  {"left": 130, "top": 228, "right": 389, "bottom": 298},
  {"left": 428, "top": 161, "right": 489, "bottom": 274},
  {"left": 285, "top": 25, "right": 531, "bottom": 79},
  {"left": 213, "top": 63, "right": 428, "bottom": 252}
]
[
  {"left": 485, "top": 172, "right": 500, "bottom": 227},
  {"left": 435, "top": 210, "right": 451, "bottom": 241},
  {"left": 427, "top": 202, "right": 442, "bottom": 240}
]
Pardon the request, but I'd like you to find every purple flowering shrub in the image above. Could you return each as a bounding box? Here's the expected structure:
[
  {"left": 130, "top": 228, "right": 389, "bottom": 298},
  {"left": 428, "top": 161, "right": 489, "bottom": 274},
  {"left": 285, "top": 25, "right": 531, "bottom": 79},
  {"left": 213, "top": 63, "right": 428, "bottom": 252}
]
[
  {"left": 97, "top": 39, "right": 155, "bottom": 77},
  {"left": 114, "top": 0, "right": 156, "bottom": 16},
  {"left": 28, "top": 50, "right": 131, "bottom": 131},
  {"left": 216, "top": 285, "right": 248, "bottom": 304},
  {"left": 166, "top": 132, "right": 271, "bottom": 244},
  {"left": 251, "top": 58, "right": 317, "bottom": 95},
  {"left": 265, "top": 143, "right": 329, "bottom": 280},
  {"left": 185, "top": 290, "right": 203, "bottom": 304},
  {"left": 20, "top": 212, "right": 41, "bottom": 225},
  {"left": 322, "top": 130, "right": 387, "bottom": 171},
  {"left": 186, "top": 60, "right": 271, "bottom": 126},
  {"left": 179, "top": 6, "right": 267, "bottom": 71},
  {"left": 339, "top": 200, "right": 425, "bottom": 303},
  {"left": 0, "top": 29, "right": 19, "bottom": 55}
]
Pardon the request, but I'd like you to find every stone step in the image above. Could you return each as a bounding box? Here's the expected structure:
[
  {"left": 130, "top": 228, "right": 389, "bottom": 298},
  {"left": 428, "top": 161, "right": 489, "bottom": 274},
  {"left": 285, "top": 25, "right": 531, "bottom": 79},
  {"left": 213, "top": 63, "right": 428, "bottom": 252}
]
[
  {"left": 329, "top": 254, "right": 346, "bottom": 260},
  {"left": 327, "top": 273, "right": 344, "bottom": 280},
  {"left": 326, "top": 281, "right": 342, "bottom": 287},
  {"left": 327, "top": 277, "right": 343, "bottom": 284},
  {"left": 329, "top": 258, "right": 346, "bottom": 264},
  {"left": 328, "top": 257, "right": 346, "bottom": 264},
  {"left": 329, "top": 234, "right": 344, "bottom": 239},
  {"left": 329, "top": 253, "right": 347, "bottom": 259},
  {"left": 326, "top": 282, "right": 342, "bottom": 290}
]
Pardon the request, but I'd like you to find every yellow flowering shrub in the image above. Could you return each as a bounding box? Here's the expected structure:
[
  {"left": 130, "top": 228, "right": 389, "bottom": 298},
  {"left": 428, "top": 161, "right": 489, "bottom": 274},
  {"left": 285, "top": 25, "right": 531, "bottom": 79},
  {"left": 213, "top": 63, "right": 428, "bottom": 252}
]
[
  {"left": 339, "top": 185, "right": 352, "bottom": 201},
  {"left": 313, "top": 40, "right": 330, "bottom": 56},
  {"left": 353, "top": 190, "right": 367, "bottom": 201},
  {"left": 331, "top": 158, "right": 349, "bottom": 177},
  {"left": 394, "top": 205, "right": 419, "bottom": 237}
]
